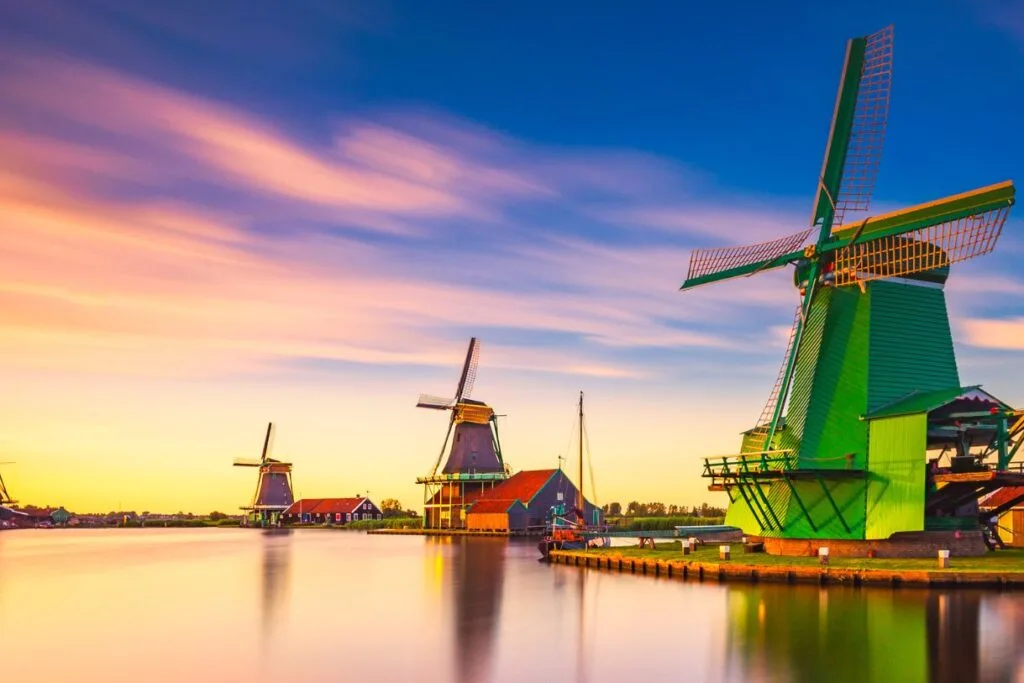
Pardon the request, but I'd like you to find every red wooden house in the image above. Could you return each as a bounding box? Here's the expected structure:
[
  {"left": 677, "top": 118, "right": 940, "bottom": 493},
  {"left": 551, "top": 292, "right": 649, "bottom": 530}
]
[{"left": 281, "top": 497, "right": 382, "bottom": 525}]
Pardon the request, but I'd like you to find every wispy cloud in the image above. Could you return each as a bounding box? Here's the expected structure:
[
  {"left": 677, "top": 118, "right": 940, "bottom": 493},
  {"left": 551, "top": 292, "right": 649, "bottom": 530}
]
[{"left": 0, "top": 52, "right": 840, "bottom": 383}]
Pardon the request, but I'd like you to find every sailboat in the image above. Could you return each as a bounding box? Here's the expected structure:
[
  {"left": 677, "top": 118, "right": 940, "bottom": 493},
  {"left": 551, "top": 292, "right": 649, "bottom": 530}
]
[{"left": 538, "top": 391, "right": 605, "bottom": 559}]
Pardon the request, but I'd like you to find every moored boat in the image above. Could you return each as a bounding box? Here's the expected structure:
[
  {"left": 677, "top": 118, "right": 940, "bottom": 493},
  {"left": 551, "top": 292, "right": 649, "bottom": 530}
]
[{"left": 538, "top": 391, "right": 607, "bottom": 559}]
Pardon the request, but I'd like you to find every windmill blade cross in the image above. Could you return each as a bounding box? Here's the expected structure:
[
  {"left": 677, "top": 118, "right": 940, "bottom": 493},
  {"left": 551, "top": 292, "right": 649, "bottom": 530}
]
[
  {"left": 233, "top": 458, "right": 263, "bottom": 467},
  {"left": 260, "top": 422, "right": 275, "bottom": 463},
  {"left": 453, "top": 337, "right": 481, "bottom": 402},
  {"left": 812, "top": 25, "right": 894, "bottom": 233},
  {"left": 680, "top": 228, "right": 813, "bottom": 291},
  {"left": 827, "top": 181, "right": 1015, "bottom": 286},
  {"left": 416, "top": 394, "right": 455, "bottom": 410}
]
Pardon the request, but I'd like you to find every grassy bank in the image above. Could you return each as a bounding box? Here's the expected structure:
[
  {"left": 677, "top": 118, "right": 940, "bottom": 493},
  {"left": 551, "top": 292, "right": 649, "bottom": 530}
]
[
  {"left": 606, "top": 516, "right": 725, "bottom": 531},
  {"left": 347, "top": 517, "right": 423, "bottom": 531},
  {"left": 584, "top": 540, "right": 1024, "bottom": 573}
]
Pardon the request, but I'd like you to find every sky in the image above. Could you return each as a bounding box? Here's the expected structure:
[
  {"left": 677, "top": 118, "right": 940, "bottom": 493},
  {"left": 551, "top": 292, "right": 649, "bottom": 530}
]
[{"left": 2, "top": 0, "right": 1024, "bottom": 514}]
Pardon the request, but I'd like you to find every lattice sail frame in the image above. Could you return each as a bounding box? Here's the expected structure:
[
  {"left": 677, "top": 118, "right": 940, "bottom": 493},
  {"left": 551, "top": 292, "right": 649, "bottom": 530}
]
[
  {"left": 459, "top": 339, "right": 481, "bottom": 401},
  {"left": 832, "top": 25, "right": 893, "bottom": 227},
  {"left": 832, "top": 206, "right": 1010, "bottom": 286},
  {"left": 742, "top": 304, "right": 803, "bottom": 454},
  {"left": 685, "top": 228, "right": 812, "bottom": 282}
]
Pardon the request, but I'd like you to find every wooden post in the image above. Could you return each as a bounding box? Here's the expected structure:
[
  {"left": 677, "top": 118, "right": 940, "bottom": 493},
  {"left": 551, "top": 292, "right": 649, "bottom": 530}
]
[
  {"left": 938, "top": 549, "right": 950, "bottom": 569},
  {"left": 719, "top": 545, "right": 731, "bottom": 560}
]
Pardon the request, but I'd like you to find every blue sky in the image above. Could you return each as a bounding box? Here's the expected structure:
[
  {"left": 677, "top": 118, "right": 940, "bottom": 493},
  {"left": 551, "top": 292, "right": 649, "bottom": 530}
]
[{"left": 1, "top": 0, "right": 1022, "bottom": 511}]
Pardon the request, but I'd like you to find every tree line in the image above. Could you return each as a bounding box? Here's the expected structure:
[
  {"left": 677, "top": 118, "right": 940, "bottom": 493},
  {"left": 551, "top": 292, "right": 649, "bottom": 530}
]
[{"left": 601, "top": 501, "right": 727, "bottom": 518}]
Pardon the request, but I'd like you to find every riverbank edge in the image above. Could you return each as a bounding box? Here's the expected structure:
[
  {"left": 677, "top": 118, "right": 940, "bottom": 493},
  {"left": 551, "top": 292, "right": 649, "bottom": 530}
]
[
  {"left": 547, "top": 549, "right": 1024, "bottom": 589},
  {"left": 367, "top": 528, "right": 539, "bottom": 537}
]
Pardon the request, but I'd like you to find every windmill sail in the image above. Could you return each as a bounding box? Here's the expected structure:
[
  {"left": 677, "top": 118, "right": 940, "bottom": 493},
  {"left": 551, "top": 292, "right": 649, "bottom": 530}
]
[
  {"left": 829, "top": 25, "right": 893, "bottom": 227},
  {"left": 830, "top": 181, "right": 1014, "bottom": 286},
  {"left": 260, "top": 422, "right": 275, "bottom": 463},
  {"left": 812, "top": 25, "right": 894, "bottom": 230},
  {"left": 742, "top": 305, "right": 803, "bottom": 454},
  {"left": 454, "top": 337, "right": 481, "bottom": 403},
  {"left": 417, "top": 394, "right": 455, "bottom": 410},
  {"left": 0, "top": 463, "right": 16, "bottom": 505},
  {"left": 681, "top": 228, "right": 813, "bottom": 290}
]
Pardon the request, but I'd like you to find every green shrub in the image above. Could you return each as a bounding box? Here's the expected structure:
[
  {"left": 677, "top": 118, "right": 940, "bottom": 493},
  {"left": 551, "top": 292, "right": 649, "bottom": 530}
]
[{"left": 346, "top": 517, "right": 423, "bottom": 530}]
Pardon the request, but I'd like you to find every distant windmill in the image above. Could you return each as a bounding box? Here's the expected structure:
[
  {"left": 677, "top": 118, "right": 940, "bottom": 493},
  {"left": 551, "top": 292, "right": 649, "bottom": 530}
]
[
  {"left": 234, "top": 423, "right": 294, "bottom": 527},
  {"left": 0, "top": 462, "right": 16, "bottom": 505},
  {"left": 416, "top": 338, "right": 509, "bottom": 528}
]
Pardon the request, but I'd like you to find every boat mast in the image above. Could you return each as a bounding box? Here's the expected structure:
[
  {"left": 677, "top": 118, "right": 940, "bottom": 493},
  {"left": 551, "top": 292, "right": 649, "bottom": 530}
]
[{"left": 578, "top": 390, "right": 584, "bottom": 528}]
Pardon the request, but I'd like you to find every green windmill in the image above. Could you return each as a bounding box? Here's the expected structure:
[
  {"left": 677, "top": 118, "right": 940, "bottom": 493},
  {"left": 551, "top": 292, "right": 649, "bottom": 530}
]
[{"left": 683, "top": 25, "right": 1023, "bottom": 543}]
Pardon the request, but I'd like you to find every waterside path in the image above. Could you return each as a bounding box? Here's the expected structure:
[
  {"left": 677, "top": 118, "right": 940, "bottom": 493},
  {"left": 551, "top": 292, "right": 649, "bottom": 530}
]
[{"left": 549, "top": 543, "right": 1024, "bottom": 589}]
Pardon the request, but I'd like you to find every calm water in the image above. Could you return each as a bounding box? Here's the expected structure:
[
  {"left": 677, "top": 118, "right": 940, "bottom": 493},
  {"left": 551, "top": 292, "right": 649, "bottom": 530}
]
[{"left": 2, "top": 529, "right": 1023, "bottom": 683}]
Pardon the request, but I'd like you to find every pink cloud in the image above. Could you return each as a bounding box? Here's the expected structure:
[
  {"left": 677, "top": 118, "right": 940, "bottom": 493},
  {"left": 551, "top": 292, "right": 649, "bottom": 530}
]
[
  {"left": 0, "top": 52, "right": 827, "bottom": 383},
  {"left": 960, "top": 318, "right": 1024, "bottom": 350},
  {"left": 0, "top": 56, "right": 550, "bottom": 226}
]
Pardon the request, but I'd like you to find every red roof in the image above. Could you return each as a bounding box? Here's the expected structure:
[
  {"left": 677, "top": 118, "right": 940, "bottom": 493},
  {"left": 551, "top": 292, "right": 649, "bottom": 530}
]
[
  {"left": 284, "top": 498, "right": 370, "bottom": 516},
  {"left": 981, "top": 487, "right": 1024, "bottom": 510},
  {"left": 470, "top": 499, "right": 522, "bottom": 514},
  {"left": 477, "top": 469, "right": 557, "bottom": 505}
]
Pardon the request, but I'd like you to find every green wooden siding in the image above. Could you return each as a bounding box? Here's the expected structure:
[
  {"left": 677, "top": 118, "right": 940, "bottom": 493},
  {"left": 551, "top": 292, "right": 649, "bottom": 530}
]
[
  {"left": 797, "top": 287, "right": 870, "bottom": 470},
  {"left": 782, "top": 479, "right": 865, "bottom": 539},
  {"left": 865, "top": 413, "right": 926, "bottom": 539},
  {"left": 726, "top": 479, "right": 865, "bottom": 540},
  {"left": 724, "top": 480, "right": 792, "bottom": 536},
  {"left": 866, "top": 280, "right": 959, "bottom": 412},
  {"left": 725, "top": 278, "right": 956, "bottom": 540}
]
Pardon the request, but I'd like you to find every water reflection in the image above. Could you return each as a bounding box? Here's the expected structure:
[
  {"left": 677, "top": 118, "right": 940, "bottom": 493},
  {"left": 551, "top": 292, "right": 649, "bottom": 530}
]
[
  {"left": 2, "top": 531, "right": 1024, "bottom": 682},
  {"left": 259, "top": 529, "right": 292, "bottom": 649},
  {"left": 722, "top": 584, "right": 1024, "bottom": 683},
  {"left": 448, "top": 536, "right": 505, "bottom": 683}
]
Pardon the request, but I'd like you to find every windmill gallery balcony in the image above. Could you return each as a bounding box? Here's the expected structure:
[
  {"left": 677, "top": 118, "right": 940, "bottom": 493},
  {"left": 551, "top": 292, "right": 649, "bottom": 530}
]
[{"left": 416, "top": 471, "right": 509, "bottom": 486}]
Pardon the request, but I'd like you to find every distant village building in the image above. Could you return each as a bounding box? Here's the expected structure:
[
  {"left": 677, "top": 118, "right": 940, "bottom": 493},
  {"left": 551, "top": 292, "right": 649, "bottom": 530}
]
[
  {"left": 51, "top": 507, "right": 71, "bottom": 525},
  {"left": 282, "top": 497, "right": 383, "bottom": 525},
  {"left": 465, "top": 469, "right": 603, "bottom": 533},
  {"left": 0, "top": 506, "right": 29, "bottom": 528}
]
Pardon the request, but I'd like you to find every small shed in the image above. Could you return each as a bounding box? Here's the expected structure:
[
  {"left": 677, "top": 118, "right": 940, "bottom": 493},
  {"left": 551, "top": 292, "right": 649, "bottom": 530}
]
[
  {"left": 466, "top": 499, "right": 528, "bottom": 531},
  {"left": 980, "top": 487, "right": 1024, "bottom": 547}
]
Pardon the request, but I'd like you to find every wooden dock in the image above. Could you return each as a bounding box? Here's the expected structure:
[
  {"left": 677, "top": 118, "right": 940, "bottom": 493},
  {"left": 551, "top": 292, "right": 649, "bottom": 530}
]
[{"left": 548, "top": 549, "right": 1024, "bottom": 589}]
